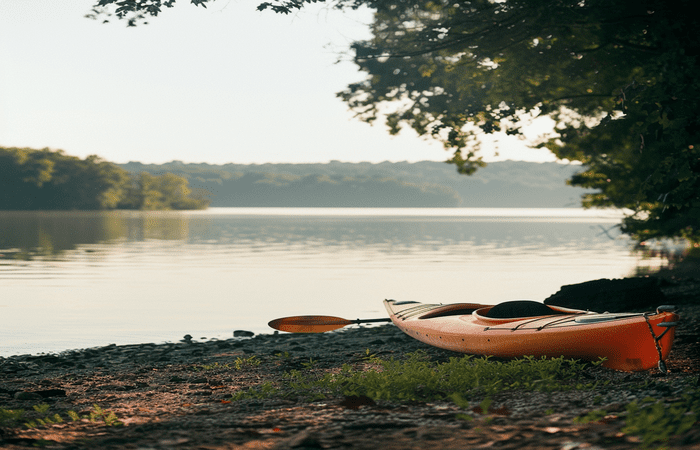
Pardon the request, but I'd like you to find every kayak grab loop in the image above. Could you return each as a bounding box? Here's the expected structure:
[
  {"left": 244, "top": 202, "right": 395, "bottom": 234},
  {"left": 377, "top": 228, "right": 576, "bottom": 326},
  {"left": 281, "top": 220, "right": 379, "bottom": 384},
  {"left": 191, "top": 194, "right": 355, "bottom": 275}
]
[{"left": 643, "top": 305, "right": 679, "bottom": 374}]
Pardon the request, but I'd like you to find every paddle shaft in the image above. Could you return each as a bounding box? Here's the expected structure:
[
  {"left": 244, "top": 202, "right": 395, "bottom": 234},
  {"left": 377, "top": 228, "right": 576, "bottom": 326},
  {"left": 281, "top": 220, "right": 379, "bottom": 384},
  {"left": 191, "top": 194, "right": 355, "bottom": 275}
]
[{"left": 353, "top": 318, "right": 392, "bottom": 324}]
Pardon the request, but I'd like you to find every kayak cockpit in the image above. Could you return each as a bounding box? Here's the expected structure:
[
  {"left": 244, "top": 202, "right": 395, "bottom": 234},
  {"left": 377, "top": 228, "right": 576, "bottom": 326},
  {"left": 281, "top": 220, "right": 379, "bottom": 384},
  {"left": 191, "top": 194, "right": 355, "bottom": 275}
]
[
  {"left": 416, "top": 303, "right": 489, "bottom": 319},
  {"left": 472, "top": 300, "right": 587, "bottom": 324},
  {"left": 410, "top": 300, "right": 585, "bottom": 321},
  {"left": 483, "top": 300, "right": 570, "bottom": 318}
]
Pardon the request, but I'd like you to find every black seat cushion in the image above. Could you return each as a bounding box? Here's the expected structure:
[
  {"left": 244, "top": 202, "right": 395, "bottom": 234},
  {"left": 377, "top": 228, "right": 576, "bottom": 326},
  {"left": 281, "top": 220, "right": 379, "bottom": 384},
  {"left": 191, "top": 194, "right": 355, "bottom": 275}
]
[{"left": 484, "top": 300, "right": 561, "bottom": 319}]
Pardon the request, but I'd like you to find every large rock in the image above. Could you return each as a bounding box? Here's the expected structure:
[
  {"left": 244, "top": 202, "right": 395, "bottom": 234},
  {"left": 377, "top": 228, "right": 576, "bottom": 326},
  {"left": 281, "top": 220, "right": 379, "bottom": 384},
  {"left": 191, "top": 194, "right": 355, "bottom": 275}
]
[{"left": 544, "top": 277, "right": 667, "bottom": 313}]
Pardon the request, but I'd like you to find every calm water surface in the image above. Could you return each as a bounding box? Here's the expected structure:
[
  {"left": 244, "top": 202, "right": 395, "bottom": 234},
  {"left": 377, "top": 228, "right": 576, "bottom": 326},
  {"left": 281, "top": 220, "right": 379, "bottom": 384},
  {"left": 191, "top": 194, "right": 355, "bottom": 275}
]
[{"left": 0, "top": 208, "right": 650, "bottom": 356}]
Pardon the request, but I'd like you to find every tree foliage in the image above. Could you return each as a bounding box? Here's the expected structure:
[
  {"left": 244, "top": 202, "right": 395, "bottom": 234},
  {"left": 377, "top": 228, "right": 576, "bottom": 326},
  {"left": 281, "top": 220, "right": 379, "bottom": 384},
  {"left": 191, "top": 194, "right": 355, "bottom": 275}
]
[
  {"left": 0, "top": 147, "right": 209, "bottom": 211},
  {"left": 87, "top": 0, "right": 699, "bottom": 243},
  {"left": 331, "top": 0, "right": 700, "bottom": 243},
  {"left": 119, "top": 171, "right": 210, "bottom": 210},
  {"left": 85, "top": 0, "right": 210, "bottom": 26}
]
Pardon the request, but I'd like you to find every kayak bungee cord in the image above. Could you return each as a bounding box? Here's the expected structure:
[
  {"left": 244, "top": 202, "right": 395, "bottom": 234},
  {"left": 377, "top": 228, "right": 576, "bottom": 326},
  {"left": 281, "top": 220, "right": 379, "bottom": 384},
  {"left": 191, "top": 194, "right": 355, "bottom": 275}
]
[{"left": 643, "top": 305, "right": 680, "bottom": 374}]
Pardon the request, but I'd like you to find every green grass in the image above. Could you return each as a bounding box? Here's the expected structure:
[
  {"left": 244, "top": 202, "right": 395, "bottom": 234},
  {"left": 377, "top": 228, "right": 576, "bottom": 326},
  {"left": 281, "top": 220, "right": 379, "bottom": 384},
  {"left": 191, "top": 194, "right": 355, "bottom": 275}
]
[
  {"left": 573, "top": 409, "right": 609, "bottom": 424},
  {"left": 231, "top": 351, "right": 607, "bottom": 403},
  {"left": 190, "top": 362, "right": 231, "bottom": 371},
  {"left": 0, "top": 407, "right": 25, "bottom": 427},
  {"left": 575, "top": 378, "right": 700, "bottom": 449},
  {"left": 229, "top": 350, "right": 699, "bottom": 446},
  {"left": 622, "top": 392, "right": 699, "bottom": 448},
  {"left": 190, "top": 355, "right": 261, "bottom": 372},
  {"left": 234, "top": 355, "right": 261, "bottom": 370},
  {"left": 0, "top": 404, "right": 122, "bottom": 430}
]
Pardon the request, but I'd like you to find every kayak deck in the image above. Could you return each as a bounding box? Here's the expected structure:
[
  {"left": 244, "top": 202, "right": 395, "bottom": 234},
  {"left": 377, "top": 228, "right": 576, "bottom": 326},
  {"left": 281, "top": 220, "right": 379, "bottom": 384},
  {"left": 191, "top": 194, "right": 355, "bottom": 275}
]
[{"left": 384, "top": 299, "right": 679, "bottom": 372}]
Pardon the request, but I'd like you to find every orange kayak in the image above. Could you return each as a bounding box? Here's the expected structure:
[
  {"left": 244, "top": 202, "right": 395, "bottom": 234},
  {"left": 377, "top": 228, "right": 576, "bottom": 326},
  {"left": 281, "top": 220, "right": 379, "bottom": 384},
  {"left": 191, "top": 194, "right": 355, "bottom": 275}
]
[{"left": 384, "top": 299, "right": 679, "bottom": 372}]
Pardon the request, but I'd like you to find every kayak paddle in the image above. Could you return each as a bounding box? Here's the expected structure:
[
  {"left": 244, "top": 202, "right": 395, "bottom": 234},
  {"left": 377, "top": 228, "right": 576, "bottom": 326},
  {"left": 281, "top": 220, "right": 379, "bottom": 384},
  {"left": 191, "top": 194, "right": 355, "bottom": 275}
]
[{"left": 268, "top": 315, "right": 392, "bottom": 333}]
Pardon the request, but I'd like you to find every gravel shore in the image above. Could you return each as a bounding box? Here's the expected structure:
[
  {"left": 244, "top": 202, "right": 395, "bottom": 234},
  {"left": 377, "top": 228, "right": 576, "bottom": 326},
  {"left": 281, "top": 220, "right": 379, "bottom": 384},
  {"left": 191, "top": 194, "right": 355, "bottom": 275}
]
[{"left": 1, "top": 278, "right": 699, "bottom": 449}]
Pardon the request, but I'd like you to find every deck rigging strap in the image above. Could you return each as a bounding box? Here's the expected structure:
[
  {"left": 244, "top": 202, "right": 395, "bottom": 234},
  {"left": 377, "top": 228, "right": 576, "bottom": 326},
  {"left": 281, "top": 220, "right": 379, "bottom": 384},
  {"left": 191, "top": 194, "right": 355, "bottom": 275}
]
[
  {"left": 535, "top": 315, "right": 582, "bottom": 330},
  {"left": 395, "top": 303, "right": 441, "bottom": 320},
  {"left": 483, "top": 314, "right": 578, "bottom": 331},
  {"left": 512, "top": 315, "right": 569, "bottom": 331}
]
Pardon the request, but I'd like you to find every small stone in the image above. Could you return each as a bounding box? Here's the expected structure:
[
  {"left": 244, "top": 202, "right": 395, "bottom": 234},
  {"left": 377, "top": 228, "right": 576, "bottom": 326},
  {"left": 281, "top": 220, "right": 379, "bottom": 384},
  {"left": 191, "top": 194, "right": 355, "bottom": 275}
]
[
  {"left": 283, "top": 430, "right": 323, "bottom": 449},
  {"left": 233, "top": 330, "right": 254, "bottom": 337},
  {"left": 35, "top": 389, "right": 67, "bottom": 398},
  {"left": 14, "top": 391, "right": 43, "bottom": 401},
  {"left": 158, "top": 438, "right": 189, "bottom": 446},
  {"left": 339, "top": 395, "right": 376, "bottom": 410}
]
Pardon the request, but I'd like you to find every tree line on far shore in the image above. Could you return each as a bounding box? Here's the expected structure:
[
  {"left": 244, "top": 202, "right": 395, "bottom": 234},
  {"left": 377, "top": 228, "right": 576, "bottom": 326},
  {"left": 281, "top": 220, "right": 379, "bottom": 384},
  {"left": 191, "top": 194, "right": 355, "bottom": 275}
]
[
  {"left": 120, "top": 160, "right": 591, "bottom": 208},
  {"left": 0, "top": 147, "right": 209, "bottom": 211}
]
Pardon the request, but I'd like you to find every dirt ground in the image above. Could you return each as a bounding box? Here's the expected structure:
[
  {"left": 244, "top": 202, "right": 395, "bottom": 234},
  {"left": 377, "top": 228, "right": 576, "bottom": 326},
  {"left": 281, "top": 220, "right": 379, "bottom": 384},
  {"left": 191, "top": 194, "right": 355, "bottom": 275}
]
[{"left": 1, "top": 274, "right": 699, "bottom": 450}]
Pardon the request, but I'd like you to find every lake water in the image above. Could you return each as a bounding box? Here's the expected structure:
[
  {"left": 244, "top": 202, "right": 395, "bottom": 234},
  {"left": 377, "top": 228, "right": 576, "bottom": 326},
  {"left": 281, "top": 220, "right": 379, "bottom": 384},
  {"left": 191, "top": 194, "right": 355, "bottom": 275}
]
[{"left": 0, "top": 207, "right": 653, "bottom": 357}]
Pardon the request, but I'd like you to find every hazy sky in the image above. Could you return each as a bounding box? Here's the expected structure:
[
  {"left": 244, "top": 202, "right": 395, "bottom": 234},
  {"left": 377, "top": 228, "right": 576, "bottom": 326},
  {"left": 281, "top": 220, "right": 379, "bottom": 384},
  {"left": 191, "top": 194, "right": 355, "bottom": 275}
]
[{"left": 0, "top": 0, "right": 559, "bottom": 165}]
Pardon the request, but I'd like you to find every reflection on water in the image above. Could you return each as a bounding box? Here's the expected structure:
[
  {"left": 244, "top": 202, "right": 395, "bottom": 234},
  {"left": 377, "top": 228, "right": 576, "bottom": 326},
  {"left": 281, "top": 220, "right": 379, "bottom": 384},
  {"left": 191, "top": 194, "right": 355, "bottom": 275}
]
[
  {"left": 0, "top": 208, "right": 647, "bottom": 356},
  {"left": 0, "top": 208, "right": 625, "bottom": 260},
  {"left": 0, "top": 211, "right": 191, "bottom": 259}
]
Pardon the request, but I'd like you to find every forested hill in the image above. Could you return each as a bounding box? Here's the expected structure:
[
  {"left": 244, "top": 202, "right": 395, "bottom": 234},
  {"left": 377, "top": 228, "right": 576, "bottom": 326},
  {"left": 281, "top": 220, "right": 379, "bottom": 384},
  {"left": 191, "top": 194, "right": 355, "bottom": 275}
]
[
  {"left": 0, "top": 147, "right": 209, "bottom": 211},
  {"left": 118, "top": 160, "right": 593, "bottom": 208}
]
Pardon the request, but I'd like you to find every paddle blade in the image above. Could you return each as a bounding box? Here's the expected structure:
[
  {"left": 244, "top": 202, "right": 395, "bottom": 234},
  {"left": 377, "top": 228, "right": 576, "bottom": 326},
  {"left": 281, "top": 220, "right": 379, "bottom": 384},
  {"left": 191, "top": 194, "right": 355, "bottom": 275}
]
[{"left": 268, "top": 315, "right": 354, "bottom": 333}]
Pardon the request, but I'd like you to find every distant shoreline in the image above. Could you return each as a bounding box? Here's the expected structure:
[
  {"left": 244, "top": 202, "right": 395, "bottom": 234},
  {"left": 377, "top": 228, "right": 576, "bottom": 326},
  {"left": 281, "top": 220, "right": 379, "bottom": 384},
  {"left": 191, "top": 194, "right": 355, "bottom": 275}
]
[
  {"left": 0, "top": 206, "right": 626, "bottom": 222},
  {"left": 118, "top": 160, "right": 594, "bottom": 209}
]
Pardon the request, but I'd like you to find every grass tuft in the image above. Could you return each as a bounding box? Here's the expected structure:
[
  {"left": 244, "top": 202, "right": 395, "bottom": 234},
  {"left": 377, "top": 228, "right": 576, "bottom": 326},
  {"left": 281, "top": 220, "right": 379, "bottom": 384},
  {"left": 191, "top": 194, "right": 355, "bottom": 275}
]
[
  {"left": 621, "top": 390, "right": 699, "bottom": 448},
  {"left": 575, "top": 381, "right": 700, "bottom": 448},
  {"left": 0, "top": 404, "right": 122, "bottom": 430},
  {"left": 230, "top": 351, "right": 605, "bottom": 403}
]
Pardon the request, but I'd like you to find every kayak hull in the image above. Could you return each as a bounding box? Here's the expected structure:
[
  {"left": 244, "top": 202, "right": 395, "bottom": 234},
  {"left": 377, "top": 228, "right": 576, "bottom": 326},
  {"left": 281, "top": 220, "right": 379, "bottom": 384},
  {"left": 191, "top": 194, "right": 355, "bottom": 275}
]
[{"left": 384, "top": 300, "right": 679, "bottom": 372}]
